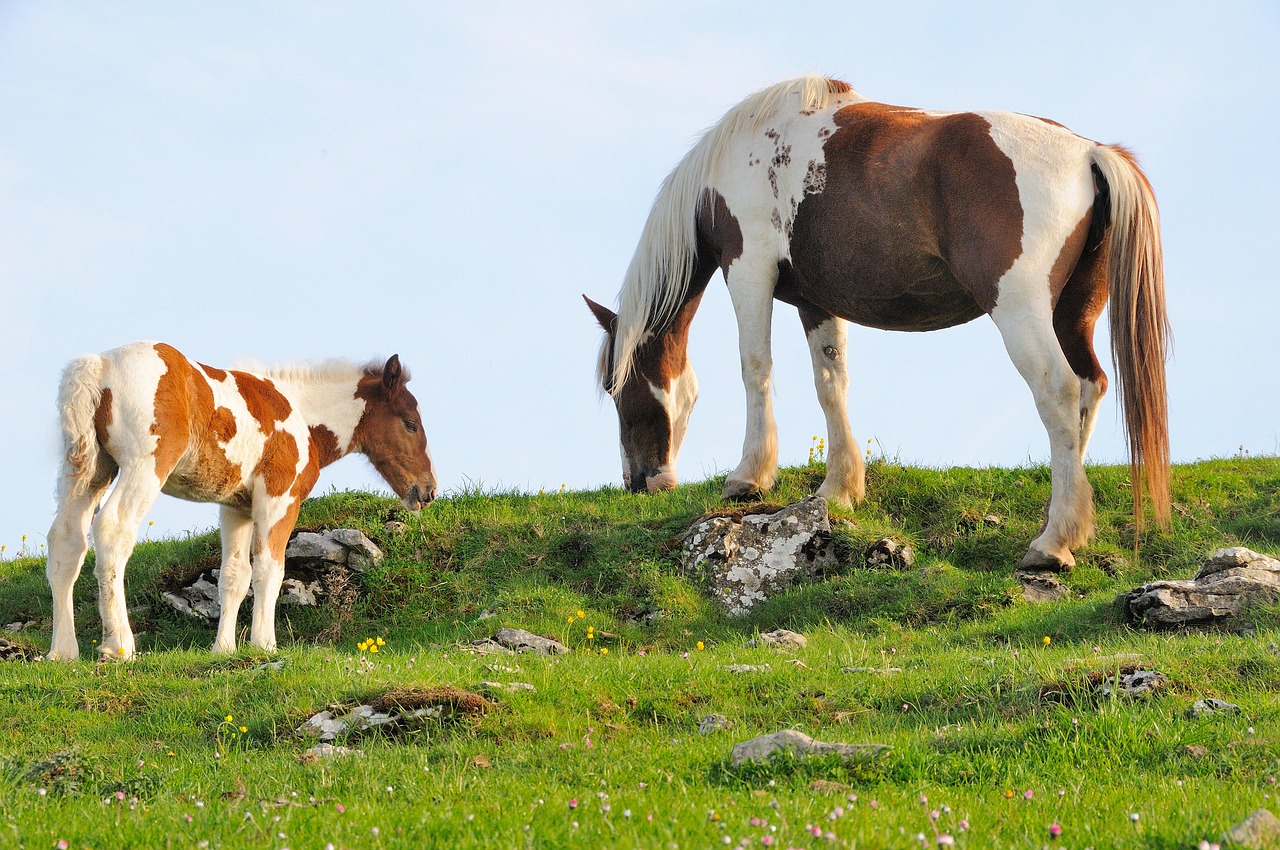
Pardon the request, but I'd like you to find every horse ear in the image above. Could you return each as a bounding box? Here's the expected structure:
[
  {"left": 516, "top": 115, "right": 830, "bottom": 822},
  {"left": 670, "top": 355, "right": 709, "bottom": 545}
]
[
  {"left": 382, "top": 354, "right": 403, "bottom": 393},
  {"left": 583, "top": 295, "right": 617, "bottom": 334}
]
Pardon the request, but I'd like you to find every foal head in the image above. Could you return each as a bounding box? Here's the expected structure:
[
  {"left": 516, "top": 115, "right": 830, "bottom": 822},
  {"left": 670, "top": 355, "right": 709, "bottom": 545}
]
[
  {"left": 353, "top": 355, "right": 438, "bottom": 509},
  {"left": 585, "top": 296, "right": 697, "bottom": 494}
]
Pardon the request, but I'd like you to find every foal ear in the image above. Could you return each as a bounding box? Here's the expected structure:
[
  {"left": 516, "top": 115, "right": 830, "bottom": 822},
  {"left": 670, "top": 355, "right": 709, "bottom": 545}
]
[
  {"left": 382, "top": 354, "right": 403, "bottom": 393},
  {"left": 583, "top": 295, "right": 617, "bottom": 334}
]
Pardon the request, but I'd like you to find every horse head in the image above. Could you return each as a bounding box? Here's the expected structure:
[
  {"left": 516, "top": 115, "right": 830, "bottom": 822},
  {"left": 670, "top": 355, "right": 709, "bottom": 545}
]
[
  {"left": 585, "top": 295, "right": 696, "bottom": 494},
  {"left": 353, "top": 355, "right": 437, "bottom": 509}
]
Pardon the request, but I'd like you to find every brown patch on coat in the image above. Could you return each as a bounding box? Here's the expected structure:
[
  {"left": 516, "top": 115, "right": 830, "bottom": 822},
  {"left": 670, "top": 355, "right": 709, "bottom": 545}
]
[
  {"left": 826, "top": 78, "right": 852, "bottom": 94},
  {"left": 93, "top": 388, "right": 113, "bottom": 446},
  {"left": 255, "top": 429, "right": 300, "bottom": 498},
  {"left": 151, "top": 343, "right": 247, "bottom": 500},
  {"left": 696, "top": 189, "right": 744, "bottom": 272},
  {"left": 309, "top": 425, "right": 344, "bottom": 468},
  {"left": 232, "top": 371, "right": 292, "bottom": 435},
  {"left": 1053, "top": 210, "right": 1110, "bottom": 385},
  {"left": 786, "top": 103, "right": 1023, "bottom": 329},
  {"left": 199, "top": 363, "right": 228, "bottom": 381}
]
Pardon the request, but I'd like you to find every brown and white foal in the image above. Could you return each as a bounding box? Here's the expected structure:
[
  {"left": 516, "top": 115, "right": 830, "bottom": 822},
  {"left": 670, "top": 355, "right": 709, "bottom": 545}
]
[{"left": 46, "top": 341, "right": 437, "bottom": 661}]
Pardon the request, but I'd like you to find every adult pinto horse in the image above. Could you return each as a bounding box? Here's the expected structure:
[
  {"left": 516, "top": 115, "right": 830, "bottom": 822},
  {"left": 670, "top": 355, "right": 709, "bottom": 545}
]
[
  {"left": 46, "top": 341, "right": 437, "bottom": 661},
  {"left": 586, "top": 75, "right": 1169, "bottom": 572}
]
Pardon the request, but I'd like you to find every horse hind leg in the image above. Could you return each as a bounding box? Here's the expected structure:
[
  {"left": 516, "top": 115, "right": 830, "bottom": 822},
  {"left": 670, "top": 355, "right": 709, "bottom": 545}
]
[
  {"left": 89, "top": 463, "right": 162, "bottom": 661},
  {"left": 798, "top": 306, "right": 864, "bottom": 506},
  {"left": 46, "top": 461, "right": 117, "bottom": 661},
  {"left": 991, "top": 274, "right": 1093, "bottom": 572},
  {"left": 1052, "top": 235, "right": 1110, "bottom": 462}
]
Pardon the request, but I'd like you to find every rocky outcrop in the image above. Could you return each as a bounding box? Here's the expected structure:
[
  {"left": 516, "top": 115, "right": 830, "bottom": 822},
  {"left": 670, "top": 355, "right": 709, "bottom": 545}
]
[
  {"left": 681, "top": 497, "right": 836, "bottom": 616},
  {"left": 730, "top": 729, "right": 889, "bottom": 767},
  {"left": 1125, "top": 547, "right": 1280, "bottom": 629}
]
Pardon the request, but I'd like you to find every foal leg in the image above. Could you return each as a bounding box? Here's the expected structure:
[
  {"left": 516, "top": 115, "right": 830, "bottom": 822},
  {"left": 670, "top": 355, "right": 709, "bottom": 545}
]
[
  {"left": 723, "top": 258, "right": 780, "bottom": 499},
  {"left": 46, "top": 473, "right": 114, "bottom": 661},
  {"left": 213, "top": 506, "right": 254, "bottom": 654},
  {"left": 991, "top": 288, "right": 1093, "bottom": 572},
  {"left": 798, "top": 306, "right": 864, "bottom": 506},
  {"left": 90, "top": 464, "right": 162, "bottom": 660},
  {"left": 247, "top": 500, "right": 300, "bottom": 653}
]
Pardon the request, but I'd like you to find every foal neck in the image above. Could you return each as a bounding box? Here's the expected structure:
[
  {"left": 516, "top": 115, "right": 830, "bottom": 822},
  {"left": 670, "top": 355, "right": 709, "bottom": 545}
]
[{"left": 258, "top": 363, "right": 369, "bottom": 468}]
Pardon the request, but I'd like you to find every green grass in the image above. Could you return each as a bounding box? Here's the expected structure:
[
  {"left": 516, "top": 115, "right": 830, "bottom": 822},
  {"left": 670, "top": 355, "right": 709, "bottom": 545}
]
[{"left": 0, "top": 458, "right": 1278, "bottom": 848}]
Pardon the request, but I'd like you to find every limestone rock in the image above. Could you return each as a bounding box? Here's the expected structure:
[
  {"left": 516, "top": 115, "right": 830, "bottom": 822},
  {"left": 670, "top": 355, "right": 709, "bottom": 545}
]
[
  {"left": 162, "top": 573, "right": 222, "bottom": 621},
  {"left": 749, "top": 629, "right": 808, "bottom": 650},
  {"left": 477, "top": 681, "right": 537, "bottom": 695},
  {"left": 0, "top": 637, "right": 36, "bottom": 662},
  {"left": 723, "top": 664, "right": 772, "bottom": 674},
  {"left": 699, "top": 714, "right": 733, "bottom": 735},
  {"left": 730, "top": 729, "right": 890, "bottom": 767},
  {"left": 1017, "top": 570, "right": 1073, "bottom": 603},
  {"left": 1227, "top": 809, "right": 1280, "bottom": 849},
  {"left": 864, "top": 537, "right": 914, "bottom": 569},
  {"left": 1188, "top": 698, "right": 1241, "bottom": 718},
  {"left": 492, "top": 628, "right": 568, "bottom": 656},
  {"left": 1098, "top": 669, "right": 1167, "bottom": 698},
  {"left": 467, "top": 639, "right": 515, "bottom": 656},
  {"left": 681, "top": 497, "right": 836, "bottom": 616},
  {"left": 303, "top": 743, "right": 360, "bottom": 760},
  {"left": 286, "top": 528, "right": 383, "bottom": 572},
  {"left": 1126, "top": 547, "right": 1280, "bottom": 629}
]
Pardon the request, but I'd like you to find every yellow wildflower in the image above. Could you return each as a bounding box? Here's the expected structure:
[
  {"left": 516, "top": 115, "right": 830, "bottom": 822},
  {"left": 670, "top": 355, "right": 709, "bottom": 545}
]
[
  {"left": 238, "top": 726, "right": 247, "bottom": 734},
  {"left": 600, "top": 648, "right": 608, "bottom": 655},
  {"left": 1043, "top": 636, "right": 1052, "bottom": 646},
  {"left": 376, "top": 637, "right": 385, "bottom": 646},
  {"left": 369, "top": 644, "right": 379, "bottom": 653},
  {"left": 225, "top": 715, "right": 233, "bottom": 723},
  {"left": 696, "top": 641, "right": 704, "bottom": 651},
  {"left": 576, "top": 610, "right": 585, "bottom": 619}
]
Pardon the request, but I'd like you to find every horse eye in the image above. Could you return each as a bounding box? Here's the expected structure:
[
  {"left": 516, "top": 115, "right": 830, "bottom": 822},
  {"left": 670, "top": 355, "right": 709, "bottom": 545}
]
[{"left": 403, "top": 419, "right": 419, "bottom": 433}]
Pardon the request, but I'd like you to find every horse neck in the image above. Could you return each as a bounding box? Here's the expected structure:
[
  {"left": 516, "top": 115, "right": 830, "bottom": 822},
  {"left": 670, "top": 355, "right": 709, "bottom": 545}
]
[
  {"left": 271, "top": 373, "right": 367, "bottom": 467},
  {"left": 655, "top": 289, "right": 704, "bottom": 369}
]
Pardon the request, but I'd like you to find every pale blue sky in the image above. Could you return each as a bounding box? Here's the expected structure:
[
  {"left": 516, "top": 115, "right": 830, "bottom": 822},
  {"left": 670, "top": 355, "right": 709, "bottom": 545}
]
[{"left": 1, "top": 2, "right": 1277, "bottom": 552}]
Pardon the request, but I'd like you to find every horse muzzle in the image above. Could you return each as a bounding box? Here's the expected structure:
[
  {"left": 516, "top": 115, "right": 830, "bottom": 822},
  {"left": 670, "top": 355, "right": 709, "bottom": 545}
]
[{"left": 403, "top": 481, "right": 438, "bottom": 511}]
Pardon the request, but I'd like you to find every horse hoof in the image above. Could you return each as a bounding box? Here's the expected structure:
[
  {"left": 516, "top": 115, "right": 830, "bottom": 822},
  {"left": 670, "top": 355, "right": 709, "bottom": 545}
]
[
  {"left": 722, "top": 479, "right": 763, "bottom": 502},
  {"left": 1019, "top": 547, "right": 1073, "bottom": 573}
]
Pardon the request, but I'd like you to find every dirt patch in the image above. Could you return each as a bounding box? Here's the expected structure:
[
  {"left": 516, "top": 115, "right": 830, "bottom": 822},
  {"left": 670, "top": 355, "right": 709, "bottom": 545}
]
[
  {"left": 0, "top": 637, "right": 38, "bottom": 662},
  {"left": 369, "top": 686, "right": 494, "bottom": 717}
]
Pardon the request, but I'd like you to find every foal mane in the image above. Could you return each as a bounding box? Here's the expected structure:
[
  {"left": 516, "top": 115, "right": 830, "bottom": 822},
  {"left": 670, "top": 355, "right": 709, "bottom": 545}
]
[
  {"left": 607, "top": 75, "right": 856, "bottom": 392},
  {"left": 248, "top": 358, "right": 407, "bottom": 386}
]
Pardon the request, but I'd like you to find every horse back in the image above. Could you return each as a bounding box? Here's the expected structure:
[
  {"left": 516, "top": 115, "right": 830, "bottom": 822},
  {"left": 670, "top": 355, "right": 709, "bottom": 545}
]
[{"left": 719, "top": 101, "right": 1095, "bottom": 331}]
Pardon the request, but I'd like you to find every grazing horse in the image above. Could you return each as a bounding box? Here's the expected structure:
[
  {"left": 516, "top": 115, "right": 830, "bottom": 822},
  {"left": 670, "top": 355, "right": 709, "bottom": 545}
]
[
  {"left": 586, "top": 75, "right": 1170, "bottom": 572},
  {"left": 45, "top": 341, "right": 437, "bottom": 661}
]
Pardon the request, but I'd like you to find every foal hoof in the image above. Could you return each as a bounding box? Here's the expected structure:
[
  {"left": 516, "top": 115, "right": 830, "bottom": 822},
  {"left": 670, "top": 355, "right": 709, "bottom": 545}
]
[
  {"left": 722, "top": 478, "right": 763, "bottom": 502},
  {"left": 1018, "top": 547, "right": 1074, "bottom": 574}
]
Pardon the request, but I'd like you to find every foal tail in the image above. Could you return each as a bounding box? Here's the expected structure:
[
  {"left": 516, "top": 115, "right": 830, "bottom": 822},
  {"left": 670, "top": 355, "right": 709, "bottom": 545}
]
[
  {"left": 1090, "top": 144, "right": 1171, "bottom": 530},
  {"left": 56, "top": 354, "right": 107, "bottom": 501}
]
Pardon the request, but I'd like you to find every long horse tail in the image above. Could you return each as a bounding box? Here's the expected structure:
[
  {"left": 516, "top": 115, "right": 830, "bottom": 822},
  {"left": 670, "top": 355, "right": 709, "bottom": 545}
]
[
  {"left": 56, "top": 353, "right": 107, "bottom": 501},
  {"left": 608, "top": 75, "right": 854, "bottom": 392},
  {"left": 1090, "top": 144, "right": 1171, "bottom": 530}
]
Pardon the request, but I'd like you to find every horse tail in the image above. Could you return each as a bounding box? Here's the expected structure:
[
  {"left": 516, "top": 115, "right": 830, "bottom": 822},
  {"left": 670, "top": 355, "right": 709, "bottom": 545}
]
[
  {"left": 56, "top": 353, "right": 107, "bottom": 501},
  {"left": 1090, "top": 144, "right": 1171, "bottom": 530},
  {"left": 609, "top": 75, "right": 852, "bottom": 392}
]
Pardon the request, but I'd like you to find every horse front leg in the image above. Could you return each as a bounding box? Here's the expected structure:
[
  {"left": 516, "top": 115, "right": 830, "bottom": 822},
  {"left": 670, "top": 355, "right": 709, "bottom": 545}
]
[
  {"left": 213, "top": 506, "right": 254, "bottom": 654},
  {"left": 723, "top": 261, "right": 779, "bottom": 500},
  {"left": 798, "top": 307, "right": 864, "bottom": 507},
  {"left": 247, "top": 499, "right": 300, "bottom": 653}
]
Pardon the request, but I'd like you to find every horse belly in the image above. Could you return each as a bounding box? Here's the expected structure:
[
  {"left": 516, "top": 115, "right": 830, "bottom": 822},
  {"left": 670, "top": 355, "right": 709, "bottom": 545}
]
[
  {"left": 161, "top": 444, "right": 249, "bottom": 505},
  {"left": 784, "top": 252, "right": 986, "bottom": 332}
]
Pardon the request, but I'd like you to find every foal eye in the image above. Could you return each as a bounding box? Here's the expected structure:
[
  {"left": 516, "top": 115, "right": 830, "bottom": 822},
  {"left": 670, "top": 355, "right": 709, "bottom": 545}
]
[{"left": 403, "top": 419, "right": 419, "bottom": 433}]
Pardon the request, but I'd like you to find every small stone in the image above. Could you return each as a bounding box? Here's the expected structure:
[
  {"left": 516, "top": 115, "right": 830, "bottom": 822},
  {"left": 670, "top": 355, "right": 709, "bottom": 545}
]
[
  {"left": 1016, "top": 570, "right": 1073, "bottom": 603},
  {"left": 698, "top": 714, "right": 733, "bottom": 735},
  {"left": 467, "top": 639, "right": 515, "bottom": 656},
  {"left": 1187, "top": 698, "right": 1242, "bottom": 719},
  {"left": 864, "top": 537, "right": 914, "bottom": 569},
  {"left": 383, "top": 521, "right": 408, "bottom": 535},
  {"left": 492, "top": 628, "right": 568, "bottom": 656},
  {"left": 722, "top": 664, "right": 771, "bottom": 674},
  {"left": 285, "top": 532, "right": 349, "bottom": 564},
  {"left": 1226, "top": 809, "right": 1280, "bottom": 849},
  {"left": 1098, "top": 670, "right": 1167, "bottom": 699},
  {"left": 329, "top": 529, "right": 383, "bottom": 572},
  {"left": 280, "top": 578, "right": 322, "bottom": 606},
  {"left": 1183, "top": 745, "right": 1210, "bottom": 759},
  {"left": 749, "top": 630, "right": 807, "bottom": 650},
  {"left": 4, "top": 622, "right": 25, "bottom": 634},
  {"left": 477, "top": 681, "right": 537, "bottom": 695},
  {"left": 257, "top": 660, "right": 287, "bottom": 672},
  {"left": 298, "top": 710, "right": 349, "bottom": 742},
  {"left": 730, "top": 729, "right": 890, "bottom": 767},
  {"left": 303, "top": 743, "right": 360, "bottom": 760},
  {"left": 842, "top": 666, "right": 902, "bottom": 675}
]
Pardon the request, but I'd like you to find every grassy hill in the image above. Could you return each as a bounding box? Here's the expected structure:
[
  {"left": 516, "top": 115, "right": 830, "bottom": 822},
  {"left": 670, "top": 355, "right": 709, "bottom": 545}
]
[{"left": 0, "top": 457, "right": 1277, "bottom": 848}]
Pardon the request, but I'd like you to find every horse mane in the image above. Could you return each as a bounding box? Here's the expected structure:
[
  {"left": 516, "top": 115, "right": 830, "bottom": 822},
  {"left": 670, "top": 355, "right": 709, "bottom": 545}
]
[{"left": 607, "top": 75, "right": 855, "bottom": 392}]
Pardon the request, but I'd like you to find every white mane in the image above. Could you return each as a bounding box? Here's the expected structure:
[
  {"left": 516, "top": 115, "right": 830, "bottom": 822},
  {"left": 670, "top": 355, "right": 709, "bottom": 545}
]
[
  {"left": 241, "top": 358, "right": 401, "bottom": 386},
  {"left": 607, "top": 75, "right": 853, "bottom": 392}
]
